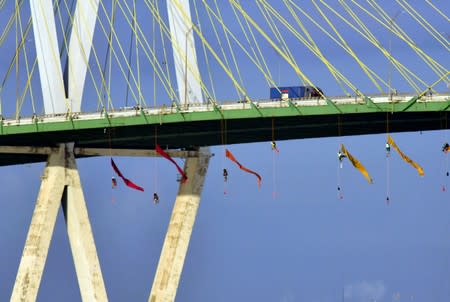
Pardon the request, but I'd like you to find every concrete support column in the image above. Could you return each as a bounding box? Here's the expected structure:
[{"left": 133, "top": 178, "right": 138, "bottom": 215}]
[
  {"left": 11, "top": 146, "right": 66, "bottom": 301},
  {"left": 11, "top": 145, "right": 107, "bottom": 302},
  {"left": 149, "top": 148, "right": 210, "bottom": 302},
  {"left": 63, "top": 151, "right": 108, "bottom": 301}
]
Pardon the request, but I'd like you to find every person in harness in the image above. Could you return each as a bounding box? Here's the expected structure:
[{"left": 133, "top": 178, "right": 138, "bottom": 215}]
[
  {"left": 223, "top": 169, "right": 228, "bottom": 182},
  {"left": 153, "top": 192, "right": 160, "bottom": 204}
]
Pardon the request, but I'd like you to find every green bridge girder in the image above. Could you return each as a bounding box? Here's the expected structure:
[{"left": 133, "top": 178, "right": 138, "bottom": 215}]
[{"left": 0, "top": 95, "right": 449, "bottom": 166}]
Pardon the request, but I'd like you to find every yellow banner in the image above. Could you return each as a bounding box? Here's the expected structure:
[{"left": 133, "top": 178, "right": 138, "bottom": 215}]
[
  {"left": 387, "top": 135, "right": 424, "bottom": 176},
  {"left": 340, "top": 144, "right": 373, "bottom": 184}
]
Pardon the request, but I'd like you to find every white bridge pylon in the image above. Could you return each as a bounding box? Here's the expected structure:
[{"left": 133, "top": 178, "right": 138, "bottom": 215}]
[
  {"left": 12, "top": 1, "right": 108, "bottom": 301},
  {"left": 12, "top": 0, "right": 209, "bottom": 301},
  {"left": 11, "top": 144, "right": 108, "bottom": 301},
  {"left": 149, "top": 1, "right": 210, "bottom": 302}
]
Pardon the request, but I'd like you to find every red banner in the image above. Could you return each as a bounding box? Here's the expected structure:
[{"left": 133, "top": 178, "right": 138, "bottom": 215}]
[
  {"left": 156, "top": 144, "right": 188, "bottom": 183},
  {"left": 111, "top": 158, "right": 144, "bottom": 192},
  {"left": 226, "top": 149, "right": 261, "bottom": 188}
]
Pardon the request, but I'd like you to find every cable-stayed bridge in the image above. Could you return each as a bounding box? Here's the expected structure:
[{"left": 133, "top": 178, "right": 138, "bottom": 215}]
[{"left": 0, "top": 1, "right": 448, "bottom": 301}]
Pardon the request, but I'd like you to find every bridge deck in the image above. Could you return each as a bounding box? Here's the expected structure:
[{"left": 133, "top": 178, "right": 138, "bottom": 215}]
[{"left": 0, "top": 94, "right": 449, "bottom": 166}]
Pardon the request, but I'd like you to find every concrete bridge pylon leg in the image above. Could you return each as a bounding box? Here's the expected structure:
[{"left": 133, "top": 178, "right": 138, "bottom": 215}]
[
  {"left": 11, "top": 145, "right": 66, "bottom": 302},
  {"left": 62, "top": 148, "right": 108, "bottom": 302},
  {"left": 10, "top": 145, "right": 108, "bottom": 302},
  {"left": 149, "top": 148, "right": 210, "bottom": 302}
]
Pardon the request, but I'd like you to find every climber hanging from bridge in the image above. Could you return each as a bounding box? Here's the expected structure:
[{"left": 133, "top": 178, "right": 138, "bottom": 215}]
[
  {"left": 111, "top": 158, "right": 144, "bottom": 192},
  {"left": 337, "top": 149, "right": 347, "bottom": 169},
  {"left": 153, "top": 192, "right": 160, "bottom": 204},
  {"left": 443, "top": 142, "right": 450, "bottom": 178},
  {"left": 223, "top": 168, "right": 228, "bottom": 182},
  {"left": 442, "top": 142, "right": 449, "bottom": 153},
  {"left": 338, "top": 150, "right": 347, "bottom": 162},
  {"left": 385, "top": 142, "right": 391, "bottom": 157},
  {"left": 271, "top": 141, "right": 280, "bottom": 153},
  {"left": 111, "top": 177, "right": 117, "bottom": 189}
]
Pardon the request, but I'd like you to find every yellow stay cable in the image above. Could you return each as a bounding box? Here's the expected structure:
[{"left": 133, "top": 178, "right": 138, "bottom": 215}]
[
  {"left": 145, "top": 1, "right": 218, "bottom": 106},
  {"left": 151, "top": 0, "right": 156, "bottom": 107},
  {"left": 11, "top": 16, "right": 37, "bottom": 117},
  {"left": 258, "top": 0, "right": 359, "bottom": 96},
  {"left": 193, "top": 0, "right": 217, "bottom": 101},
  {"left": 1, "top": 15, "right": 34, "bottom": 96},
  {"left": 396, "top": 0, "right": 449, "bottom": 52},
  {"left": 154, "top": 0, "right": 174, "bottom": 103},
  {"left": 286, "top": 0, "right": 389, "bottom": 93},
  {"left": 203, "top": 0, "right": 241, "bottom": 99},
  {"left": 112, "top": 0, "right": 147, "bottom": 107},
  {"left": 260, "top": 0, "right": 358, "bottom": 94},
  {"left": 338, "top": 0, "right": 420, "bottom": 93},
  {"left": 15, "top": 0, "right": 19, "bottom": 118},
  {"left": 256, "top": 0, "right": 300, "bottom": 85},
  {"left": 213, "top": 0, "right": 246, "bottom": 96},
  {"left": 105, "top": 0, "right": 116, "bottom": 110},
  {"left": 283, "top": 0, "right": 351, "bottom": 95},
  {"left": 425, "top": 0, "right": 449, "bottom": 23},
  {"left": 127, "top": 0, "right": 182, "bottom": 103},
  {"left": 16, "top": 3, "right": 36, "bottom": 116},
  {"left": 143, "top": 0, "right": 181, "bottom": 103},
  {"left": 417, "top": 71, "right": 450, "bottom": 98},
  {"left": 144, "top": 0, "right": 215, "bottom": 104},
  {"left": 354, "top": 0, "right": 447, "bottom": 82},
  {"left": 202, "top": 0, "right": 280, "bottom": 94},
  {"left": 144, "top": 0, "right": 218, "bottom": 105},
  {"left": 319, "top": 0, "right": 425, "bottom": 93},
  {"left": 229, "top": 0, "right": 315, "bottom": 91},
  {"left": 0, "top": 0, "right": 23, "bottom": 47},
  {"left": 339, "top": 0, "right": 417, "bottom": 91},
  {"left": 368, "top": 0, "right": 447, "bottom": 75},
  {"left": 0, "top": 0, "right": 24, "bottom": 116},
  {"left": 99, "top": 0, "right": 151, "bottom": 105},
  {"left": 349, "top": 0, "right": 447, "bottom": 87},
  {"left": 200, "top": 0, "right": 280, "bottom": 94},
  {"left": 231, "top": 1, "right": 274, "bottom": 86},
  {"left": 366, "top": 0, "right": 446, "bottom": 81},
  {"left": 100, "top": 0, "right": 172, "bottom": 105},
  {"left": 133, "top": 0, "right": 144, "bottom": 106},
  {"left": 61, "top": 0, "right": 106, "bottom": 110},
  {"left": 309, "top": 0, "right": 383, "bottom": 93},
  {"left": 170, "top": 0, "right": 248, "bottom": 99}
]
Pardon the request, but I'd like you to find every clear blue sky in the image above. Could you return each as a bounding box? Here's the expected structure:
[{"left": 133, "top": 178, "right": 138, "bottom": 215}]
[{"left": 0, "top": 1, "right": 449, "bottom": 301}]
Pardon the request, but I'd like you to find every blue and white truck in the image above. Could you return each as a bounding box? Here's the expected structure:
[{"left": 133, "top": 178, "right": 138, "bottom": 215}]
[{"left": 270, "top": 86, "right": 323, "bottom": 100}]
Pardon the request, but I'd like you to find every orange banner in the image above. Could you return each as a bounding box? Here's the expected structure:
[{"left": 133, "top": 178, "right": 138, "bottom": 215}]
[
  {"left": 340, "top": 144, "right": 373, "bottom": 184},
  {"left": 387, "top": 135, "right": 424, "bottom": 176}
]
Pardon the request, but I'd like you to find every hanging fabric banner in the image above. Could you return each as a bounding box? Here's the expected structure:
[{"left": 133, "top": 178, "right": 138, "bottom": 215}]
[
  {"left": 155, "top": 144, "right": 188, "bottom": 183},
  {"left": 111, "top": 158, "right": 145, "bottom": 192},
  {"left": 340, "top": 144, "right": 373, "bottom": 184},
  {"left": 387, "top": 135, "right": 424, "bottom": 176},
  {"left": 226, "top": 149, "right": 262, "bottom": 188}
]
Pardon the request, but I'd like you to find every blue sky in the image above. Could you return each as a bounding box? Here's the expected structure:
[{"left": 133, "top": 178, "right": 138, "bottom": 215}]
[{"left": 0, "top": 1, "right": 449, "bottom": 301}]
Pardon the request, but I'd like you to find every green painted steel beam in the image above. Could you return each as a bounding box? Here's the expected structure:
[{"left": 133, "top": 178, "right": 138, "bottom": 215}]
[
  {"left": 0, "top": 99, "right": 448, "bottom": 136},
  {"left": 0, "top": 98, "right": 449, "bottom": 166}
]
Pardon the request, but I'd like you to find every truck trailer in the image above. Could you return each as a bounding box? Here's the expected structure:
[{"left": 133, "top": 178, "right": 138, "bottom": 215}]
[{"left": 270, "top": 86, "right": 323, "bottom": 100}]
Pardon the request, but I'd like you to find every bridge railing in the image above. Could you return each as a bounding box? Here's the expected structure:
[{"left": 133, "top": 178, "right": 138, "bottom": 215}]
[{"left": 1, "top": 94, "right": 449, "bottom": 127}]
